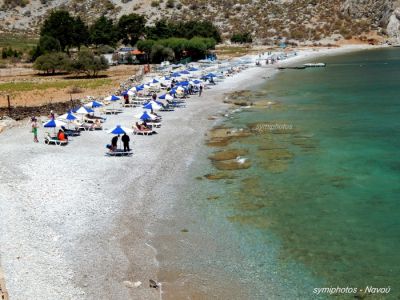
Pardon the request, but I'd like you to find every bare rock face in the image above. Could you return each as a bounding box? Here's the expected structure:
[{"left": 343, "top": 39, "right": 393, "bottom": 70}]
[
  {"left": 342, "top": 0, "right": 393, "bottom": 24},
  {"left": 387, "top": 7, "right": 400, "bottom": 41},
  {"left": 342, "top": 0, "right": 400, "bottom": 40}
]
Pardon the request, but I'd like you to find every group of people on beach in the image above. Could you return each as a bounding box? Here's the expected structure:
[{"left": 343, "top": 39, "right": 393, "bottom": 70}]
[{"left": 108, "top": 133, "right": 130, "bottom": 152}]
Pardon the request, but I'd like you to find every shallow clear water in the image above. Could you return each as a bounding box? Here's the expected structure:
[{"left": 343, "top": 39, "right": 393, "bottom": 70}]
[
  {"left": 218, "top": 48, "right": 400, "bottom": 295},
  {"left": 156, "top": 48, "right": 400, "bottom": 299}
]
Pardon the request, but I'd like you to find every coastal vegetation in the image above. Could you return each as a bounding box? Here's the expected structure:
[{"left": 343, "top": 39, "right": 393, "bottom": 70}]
[{"left": 27, "top": 10, "right": 219, "bottom": 74}]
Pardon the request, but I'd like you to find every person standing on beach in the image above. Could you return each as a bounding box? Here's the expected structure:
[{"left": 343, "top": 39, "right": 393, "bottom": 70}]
[
  {"left": 121, "top": 133, "right": 130, "bottom": 152},
  {"left": 199, "top": 84, "right": 203, "bottom": 97},
  {"left": 111, "top": 135, "right": 119, "bottom": 151},
  {"left": 49, "top": 110, "right": 55, "bottom": 120},
  {"left": 31, "top": 117, "right": 39, "bottom": 143}
]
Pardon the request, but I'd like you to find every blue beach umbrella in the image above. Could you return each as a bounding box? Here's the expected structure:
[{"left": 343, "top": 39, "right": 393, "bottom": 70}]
[
  {"left": 177, "top": 81, "right": 189, "bottom": 86},
  {"left": 143, "top": 101, "right": 162, "bottom": 110},
  {"left": 137, "top": 111, "right": 153, "bottom": 121},
  {"left": 105, "top": 95, "right": 121, "bottom": 101},
  {"left": 75, "top": 106, "right": 93, "bottom": 114},
  {"left": 171, "top": 72, "right": 181, "bottom": 78},
  {"left": 43, "top": 119, "right": 66, "bottom": 134},
  {"left": 107, "top": 125, "right": 133, "bottom": 135},
  {"left": 188, "top": 67, "right": 199, "bottom": 71},
  {"left": 180, "top": 70, "right": 190, "bottom": 75},
  {"left": 85, "top": 101, "right": 103, "bottom": 108},
  {"left": 207, "top": 72, "right": 217, "bottom": 77},
  {"left": 65, "top": 112, "right": 77, "bottom": 121},
  {"left": 43, "top": 119, "right": 66, "bottom": 128},
  {"left": 193, "top": 80, "right": 202, "bottom": 84},
  {"left": 151, "top": 79, "right": 159, "bottom": 84},
  {"left": 158, "top": 94, "right": 167, "bottom": 99}
]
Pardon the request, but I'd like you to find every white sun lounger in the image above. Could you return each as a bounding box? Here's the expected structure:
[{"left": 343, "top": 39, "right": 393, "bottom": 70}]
[
  {"left": 133, "top": 128, "right": 155, "bottom": 136},
  {"left": 44, "top": 135, "right": 68, "bottom": 146},
  {"left": 106, "top": 149, "right": 133, "bottom": 157}
]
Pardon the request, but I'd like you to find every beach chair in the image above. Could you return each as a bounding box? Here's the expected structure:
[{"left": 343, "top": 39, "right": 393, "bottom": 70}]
[
  {"left": 159, "top": 107, "right": 175, "bottom": 112},
  {"left": 106, "top": 149, "right": 133, "bottom": 157},
  {"left": 61, "top": 127, "right": 81, "bottom": 137},
  {"left": 133, "top": 127, "right": 155, "bottom": 136},
  {"left": 44, "top": 135, "right": 68, "bottom": 146},
  {"left": 104, "top": 108, "right": 123, "bottom": 115},
  {"left": 77, "top": 123, "right": 94, "bottom": 131}
]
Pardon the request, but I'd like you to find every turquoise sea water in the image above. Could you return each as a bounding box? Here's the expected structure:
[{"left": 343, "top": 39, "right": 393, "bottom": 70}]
[{"left": 155, "top": 48, "right": 400, "bottom": 299}]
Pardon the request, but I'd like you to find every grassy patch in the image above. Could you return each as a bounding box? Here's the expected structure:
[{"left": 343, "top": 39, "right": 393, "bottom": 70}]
[
  {"left": 215, "top": 45, "right": 252, "bottom": 57},
  {"left": 0, "top": 33, "right": 38, "bottom": 51},
  {"left": 0, "top": 78, "right": 112, "bottom": 93}
]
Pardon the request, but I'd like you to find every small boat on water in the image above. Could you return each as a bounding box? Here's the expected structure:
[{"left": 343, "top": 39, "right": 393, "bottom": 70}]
[{"left": 304, "top": 63, "right": 326, "bottom": 68}]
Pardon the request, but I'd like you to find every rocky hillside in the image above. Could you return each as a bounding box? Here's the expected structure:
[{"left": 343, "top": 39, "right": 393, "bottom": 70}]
[{"left": 1, "top": 0, "right": 400, "bottom": 44}]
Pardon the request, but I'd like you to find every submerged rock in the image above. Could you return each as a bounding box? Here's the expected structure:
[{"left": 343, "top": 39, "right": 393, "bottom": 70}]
[
  {"left": 208, "top": 149, "right": 248, "bottom": 161},
  {"left": 204, "top": 173, "right": 237, "bottom": 180},
  {"left": 213, "top": 158, "right": 251, "bottom": 170},
  {"left": 257, "top": 148, "right": 294, "bottom": 160},
  {"left": 206, "top": 127, "right": 252, "bottom": 147}
]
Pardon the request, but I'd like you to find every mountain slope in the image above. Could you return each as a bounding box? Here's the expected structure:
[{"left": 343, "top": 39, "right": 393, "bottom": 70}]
[{"left": 0, "top": 0, "right": 399, "bottom": 44}]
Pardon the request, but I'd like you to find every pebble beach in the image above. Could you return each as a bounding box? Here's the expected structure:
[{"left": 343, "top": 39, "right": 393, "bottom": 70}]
[{"left": 0, "top": 44, "right": 379, "bottom": 299}]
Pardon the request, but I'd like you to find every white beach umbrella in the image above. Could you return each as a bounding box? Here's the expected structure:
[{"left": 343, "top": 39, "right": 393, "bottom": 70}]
[
  {"left": 143, "top": 101, "right": 162, "bottom": 111},
  {"left": 105, "top": 95, "right": 121, "bottom": 101},
  {"left": 107, "top": 125, "right": 133, "bottom": 134},
  {"left": 127, "top": 89, "right": 136, "bottom": 96},
  {"left": 165, "top": 94, "right": 174, "bottom": 101},
  {"left": 135, "top": 111, "right": 156, "bottom": 120},
  {"left": 75, "top": 106, "right": 92, "bottom": 115}
]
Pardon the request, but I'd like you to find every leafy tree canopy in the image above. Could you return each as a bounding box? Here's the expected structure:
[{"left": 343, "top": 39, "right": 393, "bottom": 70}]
[{"left": 117, "top": 13, "right": 146, "bottom": 46}]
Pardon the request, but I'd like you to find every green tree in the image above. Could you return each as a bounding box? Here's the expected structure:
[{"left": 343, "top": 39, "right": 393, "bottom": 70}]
[
  {"left": 39, "top": 35, "right": 61, "bottom": 52},
  {"left": 72, "top": 16, "right": 90, "bottom": 49},
  {"left": 150, "top": 44, "right": 174, "bottom": 63},
  {"left": 145, "top": 19, "right": 172, "bottom": 40},
  {"left": 159, "top": 38, "right": 188, "bottom": 60},
  {"left": 136, "top": 39, "right": 156, "bottom": 54},
  {"left": 230, "top": 32, "right": 252, "bottom": 43},
  {"left": 33, "top": 52, "right": 70, "bottom": 74},
  {"left": 40, "top": 10, "right": 75, "bottom": 51},
  {"left": 117, "top": 13, "right": 146, "bottom": 46},
  {"left": 71, "top": 49, "right": 109, "bottom": 77},
  {"left": 185, "top": 37, "right": 215, "bottom": 59},
  {"left": 90, "top": 16, "right": 118, "bottom": 47}
]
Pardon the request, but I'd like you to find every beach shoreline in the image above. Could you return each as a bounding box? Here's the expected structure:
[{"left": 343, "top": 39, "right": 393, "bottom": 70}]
[{"left": 0, "top": 44, "right": 383, "bottom": 299}]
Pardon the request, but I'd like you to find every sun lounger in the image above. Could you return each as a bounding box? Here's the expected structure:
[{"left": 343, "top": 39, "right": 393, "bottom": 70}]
[
  {"left": 146, "top": 122, "right": 161, "bottom": 129},
  {"left": 133, "top": 128, "right": 155, "bottom": 135},
  {"left": 122, "top": 103, "right": 136, "bottom": 107},
  {"left": 77, "top": 123, "right": 94, "bottom": 131},
  {"left": 44, "top": 135, "right": 68, "bottom": 146},
  {"left": 159, "top": 107, "right": 175, "bottom": 112},
  {"left": 62, "top": 128, "right": 81, "bottom": 136},
  {"left": 84, "top": 115, "right": 106, "bottom": 123},
  {"left": 106, "top": 149, "right": 133, "bottom": 157},
  {"left": 104, "top": 108, "right": 123, "bottom": 115}
]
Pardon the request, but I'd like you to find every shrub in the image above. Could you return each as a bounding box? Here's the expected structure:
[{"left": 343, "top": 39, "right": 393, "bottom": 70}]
[
  {"left": 151, "top": 0, "right": 159, "bottom": 7},
  {"left": 230, "top": 32, "right": 252, "bottom": 43},
  {"left": 70, "top": 49, "right": 109, "bottom": 77},
  {"left": 33, "top": 52, "right": 70, "bottom": 74}
]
